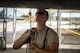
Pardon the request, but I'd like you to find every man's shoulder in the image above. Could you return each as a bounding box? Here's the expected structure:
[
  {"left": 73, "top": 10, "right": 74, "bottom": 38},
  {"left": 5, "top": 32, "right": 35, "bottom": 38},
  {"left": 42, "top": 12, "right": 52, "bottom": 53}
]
[
  {"left": 47, "top": 27, "right": 57, "bottom": 35},
  {"left": 47, "top": 27, "right": 55, "bottom": 32}
]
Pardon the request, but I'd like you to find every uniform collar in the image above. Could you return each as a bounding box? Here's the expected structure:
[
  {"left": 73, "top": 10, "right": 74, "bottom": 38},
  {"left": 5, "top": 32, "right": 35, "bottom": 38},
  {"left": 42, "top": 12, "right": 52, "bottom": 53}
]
[{"left": 37, "top": 26, "right": 48, "bottom": 33}]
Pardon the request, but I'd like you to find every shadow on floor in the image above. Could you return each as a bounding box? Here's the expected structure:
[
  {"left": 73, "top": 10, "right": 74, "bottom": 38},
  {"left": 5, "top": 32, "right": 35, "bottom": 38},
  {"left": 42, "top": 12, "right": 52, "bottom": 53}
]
[
  {"left": 59, "top": 49, "right": 80, "bottom": 53},
  {"left": 0, "top": 48, "right": 80, "bottom": 53}
]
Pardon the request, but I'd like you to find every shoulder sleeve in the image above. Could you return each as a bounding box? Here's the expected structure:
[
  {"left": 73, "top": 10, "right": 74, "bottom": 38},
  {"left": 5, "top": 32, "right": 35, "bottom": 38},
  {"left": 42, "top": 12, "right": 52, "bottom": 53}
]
[
  {"left": 47, "top": 29, "right": 59, "bottom": 45},
  {"left": 22, "top": 30, "right": 28, "bottom": 36},
  {"left": 22, "top": 30, "right": 30, "bottom": 43}
]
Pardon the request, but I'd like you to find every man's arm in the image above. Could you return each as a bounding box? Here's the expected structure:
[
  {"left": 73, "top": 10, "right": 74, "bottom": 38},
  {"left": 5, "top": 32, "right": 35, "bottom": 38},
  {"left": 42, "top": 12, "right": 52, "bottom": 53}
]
[
  {"left": 13, "top": 30, "right": 32, "bottom": 49},
  {"left": 13, "top": 28, "right": 37, "bottom": 49},
  {"left": 29, "top": 42, "right": 59, "bottom": 53}
]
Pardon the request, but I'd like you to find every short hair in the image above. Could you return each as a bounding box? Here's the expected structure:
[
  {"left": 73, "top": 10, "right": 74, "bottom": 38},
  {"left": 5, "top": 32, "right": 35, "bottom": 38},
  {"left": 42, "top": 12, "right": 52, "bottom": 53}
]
[
  {"left": 37, "top": 8, "right": 49, "bottom": 17},
  {"left": 45, "top": 11, "right": 49, "bottom": 17}
]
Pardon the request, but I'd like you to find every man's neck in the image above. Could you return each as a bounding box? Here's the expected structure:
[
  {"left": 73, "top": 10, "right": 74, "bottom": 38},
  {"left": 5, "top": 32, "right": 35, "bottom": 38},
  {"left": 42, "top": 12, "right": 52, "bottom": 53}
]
[{"left": 36, "top": 23, "right": 46, "bottom": 30}]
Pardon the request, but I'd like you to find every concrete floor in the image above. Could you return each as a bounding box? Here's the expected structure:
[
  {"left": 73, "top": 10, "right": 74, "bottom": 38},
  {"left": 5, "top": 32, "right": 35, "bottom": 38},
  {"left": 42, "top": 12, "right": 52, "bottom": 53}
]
[
  {"left": 0, "top": 48, "right": 26, "bottom": 53},
  {"left": 0, "top": 48, "right": 80, "bottom": 53},
  {"left": 1, "top": 31, "right": 80, "bottom": 53},
  {"left": 0, "top": 24, "right": 80, "bottom": 53}
]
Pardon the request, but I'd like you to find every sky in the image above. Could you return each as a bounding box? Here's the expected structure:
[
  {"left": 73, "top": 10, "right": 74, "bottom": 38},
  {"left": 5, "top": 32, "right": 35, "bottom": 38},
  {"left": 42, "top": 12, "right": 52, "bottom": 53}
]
[
  {"left": 0, "top": 8, "right": 80, "bottom": 18},
  {"left": 0, "top": 8, "right": 37, "bottom": 16}
]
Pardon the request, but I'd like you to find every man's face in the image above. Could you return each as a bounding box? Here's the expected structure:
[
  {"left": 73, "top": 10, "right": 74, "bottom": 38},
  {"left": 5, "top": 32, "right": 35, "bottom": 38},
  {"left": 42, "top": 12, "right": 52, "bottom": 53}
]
[{"left": 35, "top": 9, "right": 48, "bottom": 23}]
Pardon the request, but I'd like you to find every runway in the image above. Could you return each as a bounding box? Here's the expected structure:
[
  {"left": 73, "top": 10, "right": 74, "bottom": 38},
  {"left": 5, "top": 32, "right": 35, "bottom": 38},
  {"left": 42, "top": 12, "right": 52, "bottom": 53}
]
[{"left": 0, "top": 20, "right": 80, "bottom": 53}]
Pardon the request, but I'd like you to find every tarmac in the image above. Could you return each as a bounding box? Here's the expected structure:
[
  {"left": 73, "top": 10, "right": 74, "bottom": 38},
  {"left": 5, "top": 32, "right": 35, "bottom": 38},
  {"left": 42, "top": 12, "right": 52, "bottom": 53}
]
[
  {"left": 0, "top": 30, "right": 80, "bottom": 53},
  {"left": 0, "top": 21, "right": 80, "bottom": 53}
]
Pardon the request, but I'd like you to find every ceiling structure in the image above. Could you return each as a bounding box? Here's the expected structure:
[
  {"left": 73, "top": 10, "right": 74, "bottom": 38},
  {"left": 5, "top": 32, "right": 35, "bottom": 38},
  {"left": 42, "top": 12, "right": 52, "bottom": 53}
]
[{"left": 0, "top": 0, "right": 80, "bottom": 10}]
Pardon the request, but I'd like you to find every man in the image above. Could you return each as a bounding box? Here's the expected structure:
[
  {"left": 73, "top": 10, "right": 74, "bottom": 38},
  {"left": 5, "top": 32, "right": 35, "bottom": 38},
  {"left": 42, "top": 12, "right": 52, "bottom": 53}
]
[{"left": 13, "top": 8, "right": 59, "bottom": 53}]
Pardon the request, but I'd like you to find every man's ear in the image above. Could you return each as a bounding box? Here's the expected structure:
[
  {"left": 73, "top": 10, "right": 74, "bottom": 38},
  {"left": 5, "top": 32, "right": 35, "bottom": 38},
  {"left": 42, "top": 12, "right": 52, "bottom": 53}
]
[{"left": 45, "top": 16, "right": 48, "bottom": 21}]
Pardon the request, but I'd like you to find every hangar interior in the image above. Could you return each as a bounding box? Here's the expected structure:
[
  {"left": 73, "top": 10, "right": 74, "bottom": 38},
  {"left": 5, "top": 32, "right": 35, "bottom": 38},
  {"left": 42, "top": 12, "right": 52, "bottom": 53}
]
[{"left": 0, "top": 0, "right": 80, "bottom": 53}]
